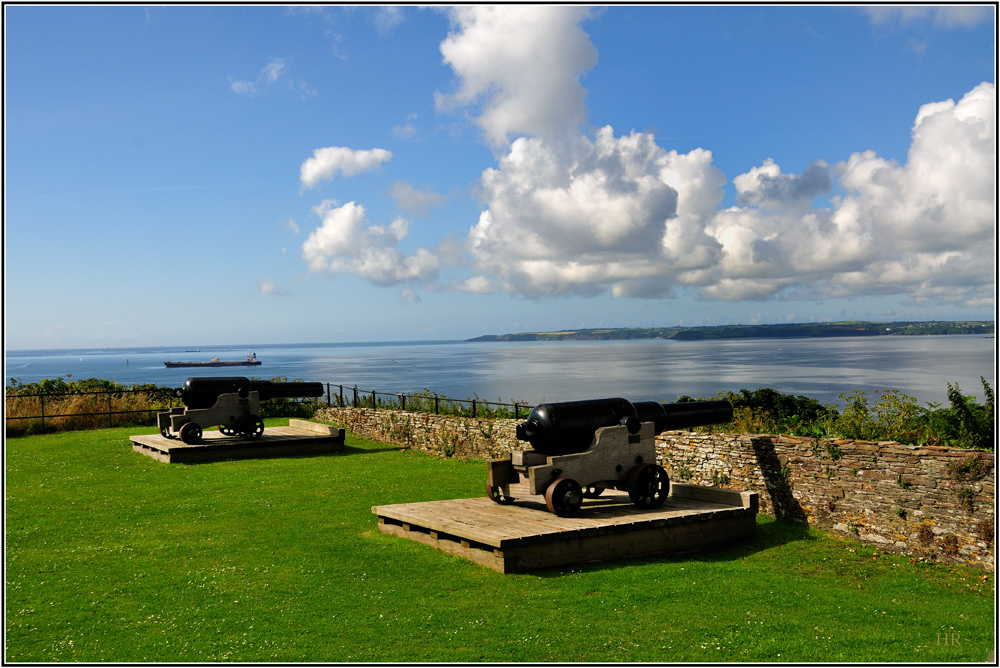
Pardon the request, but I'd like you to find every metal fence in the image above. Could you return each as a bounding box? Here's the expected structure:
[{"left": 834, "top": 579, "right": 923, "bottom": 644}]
[
  {"left": 326, "top": 384, "right": 527, "bottom": 419},
  {"left": 4, "top": 382, "right": 530, "bottom": 431}
]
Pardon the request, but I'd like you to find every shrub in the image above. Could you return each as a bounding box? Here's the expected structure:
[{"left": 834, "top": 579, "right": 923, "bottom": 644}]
[
  {"left": 919, "top": 378, "right": 995, "bottom": 449},
  {"left": 947, "top": 454, "right": 990, "bottom": 481},
  {"left": 836, "top": 389, "right": 923, "bottom": 443}
]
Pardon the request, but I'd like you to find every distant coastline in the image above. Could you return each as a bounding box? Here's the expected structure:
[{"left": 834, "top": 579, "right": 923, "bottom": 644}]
[{"left": 466, "top": 320, "right": 995, "bottom": 342}]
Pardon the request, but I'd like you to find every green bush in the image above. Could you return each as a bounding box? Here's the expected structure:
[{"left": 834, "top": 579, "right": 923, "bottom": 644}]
[{"left": 920, "top": 378, "right": 995, "bottom": 449}]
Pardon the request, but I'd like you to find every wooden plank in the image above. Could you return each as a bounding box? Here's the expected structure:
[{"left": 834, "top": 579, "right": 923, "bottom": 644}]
[
  {"left": 129, "top": 424, "right": 345, "bottom": 463},
  {"left": 373, "top": 480, "right": 757, "bottom": 572}
]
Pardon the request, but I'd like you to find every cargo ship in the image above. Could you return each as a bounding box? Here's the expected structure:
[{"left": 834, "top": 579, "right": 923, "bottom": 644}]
[{"left": 164, "top": 352, "right": 261, "bottom": 368}]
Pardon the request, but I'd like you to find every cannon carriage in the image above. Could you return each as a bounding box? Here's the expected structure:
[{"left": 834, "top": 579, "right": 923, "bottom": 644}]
[
  {"left": 157, "top": 377, "right": 325, "bottom": 444},
  {"left": 486, "top": 397, "right": 733, "bottom": 517}
]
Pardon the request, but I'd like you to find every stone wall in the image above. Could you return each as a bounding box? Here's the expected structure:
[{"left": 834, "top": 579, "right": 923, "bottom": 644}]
[
  {"left": 315, "top": 407, "right": 521, "bottom": 460},
  {"left": 655, "top": 431, "right": 994, "bottom": 570},
  {"left": 314, "top": 407, "right": 994, "bottom": 569}
]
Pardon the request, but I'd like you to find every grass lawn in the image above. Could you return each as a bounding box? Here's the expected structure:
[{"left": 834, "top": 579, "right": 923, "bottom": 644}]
[{"left": 5, "top": 421, "right": 995, "bottom": 662}]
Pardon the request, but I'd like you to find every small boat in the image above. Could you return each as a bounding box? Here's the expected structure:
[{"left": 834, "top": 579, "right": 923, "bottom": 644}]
[{"left": 164, "top": 352, "right": 261, "bottom": 368}]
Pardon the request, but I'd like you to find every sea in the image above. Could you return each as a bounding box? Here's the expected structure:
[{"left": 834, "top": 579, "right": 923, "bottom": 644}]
[{"left": 4, "top": 335, "right": 995, "bottom": 408}]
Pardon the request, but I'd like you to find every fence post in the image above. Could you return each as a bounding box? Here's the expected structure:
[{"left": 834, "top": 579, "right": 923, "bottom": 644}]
[
  {"left": 434, "top": 395, "right": 439, "bottom": 415},
  {"left": 399, "top": 394, "right": 406, "bottom": 411},
  {"left": 471, "top": 399, "right": 476, "bottom": 418},
  {"left": 372, "top": 391, "right": 377, "bottom": 409},
  {"left": 339, "top": 385, "right": 344, "bottom": 407},
  {"left": 353, "top": 386, "right": 358, "bottom": 408},
  {"left": 326, "top": 383, "right": 331, "bottom": 407},
  {"left": 514, "top": 402, "right": 519, "bottom": 420}
]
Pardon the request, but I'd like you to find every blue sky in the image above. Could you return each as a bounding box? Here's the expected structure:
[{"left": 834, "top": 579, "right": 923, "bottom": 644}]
[{"left": 4, "top": 5, "right": 995, "bottom": 350}]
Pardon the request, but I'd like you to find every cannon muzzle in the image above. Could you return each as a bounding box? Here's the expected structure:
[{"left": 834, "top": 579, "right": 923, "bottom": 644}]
[
  {"left": 176, "top": 377, "right": 324, "bottom": 409},
  {"left": 517, "top": 397, "right": 733, "bottom": 455}
]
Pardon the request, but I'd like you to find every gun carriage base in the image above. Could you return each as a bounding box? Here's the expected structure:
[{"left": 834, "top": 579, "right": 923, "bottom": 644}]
[
  {"left": 157, "top": 391, "right": 267, "bottom": 444},
  {"left": 487, "top": 397, "right": 732, "bottom": 517},
  {"left": 157, "top": 377, "right": 325, "bottom": 445},
  {"left": 487, "top": 421, "right": 667, "bottom": 517}
]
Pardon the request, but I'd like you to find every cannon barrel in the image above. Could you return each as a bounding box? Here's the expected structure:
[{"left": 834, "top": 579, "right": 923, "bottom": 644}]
[
  {"left": 633, "top": 400, "right": 734, "bottom": 435},
  {"left": 516, "top": 397, "right": 733, "bottom": 456},
  {"left": 176, "top": 377, "right": 324, "bottom": 409}
]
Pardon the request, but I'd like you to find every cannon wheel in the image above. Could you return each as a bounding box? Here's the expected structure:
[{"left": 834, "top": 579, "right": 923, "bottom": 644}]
[
  {"left": 545, "top": 478, "right": 583, "bottom": 517},
  {"left": 238, "top": 415, "right": 265, "bottom": 440},
  {"left": 582, "top": 485, "right": 604, "bottom": 498},
  {"left": 179, "top": 421, "right": 203, "bottom": 445},
  {"left": 486, "top": 484, "right": 516, "bottom": 505},
  {"left": 627, "top": 463, "right": 669, "bottom": 509}
]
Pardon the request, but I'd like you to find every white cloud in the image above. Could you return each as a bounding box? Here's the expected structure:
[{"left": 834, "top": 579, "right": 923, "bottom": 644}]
[
  {"left": 230, "top": 58, "right": 288, "bottom": 97},
  {"left": 865, "top": 6, "right": 993, "bottom": 29},
  {"left": 393, "top": 113, "right": 418, "bottom": 139},
  {"left": 388, "top": 181, "right": 448, "bottom": 216},
  {"left": 292, "top": 8, "right": 994, "bottom": 311},
  {"left": 283, "top": 217, "right": 299, "bottom": 234},
  {"left": 373, "top": 6, "right": 405, "bottom": 35},
  {"left": 301, "top": 201, "right": 440, "bottom": 285},
  {"left": 299, "top": 146, "right": 392, "bottom": 190},
  {"left": 435, "top": 6, "right": 597, "bottom": 147},
  {"left": 460, "top": 80, "right": 995, "bottom": 305},
  {"left": 400, "top": 288, "right": 420, "bottom": 303},
  {"left": 260, "top": 280, "right": 289, "bottom": 296},
  {"left": 262, "top": 59, "right": 286, "bottom": 82}
]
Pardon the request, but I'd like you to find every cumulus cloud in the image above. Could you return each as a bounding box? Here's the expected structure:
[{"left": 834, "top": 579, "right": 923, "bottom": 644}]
[
  {"left": 302, "top": 200, "right": 440, "bottom": 285},
  {"left": 443, "top": 7, "right": 994, "bottom": 308},
  {"left": 435, "top": 6, "right": 598, "bottom": 146},
  {"left": 388, "top": 181, "right": 448, "bottom": 216},
  {"left": 299, "top": 146, "right": 392, "bottom": 190},
  {"left": 294, "top": 8, "right": 993, "bottom": 311}
]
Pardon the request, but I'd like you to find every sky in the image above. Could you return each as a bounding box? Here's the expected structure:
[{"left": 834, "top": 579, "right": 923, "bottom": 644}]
[{"left": 3, "top": 4, "right": 996, "bottom": 350}]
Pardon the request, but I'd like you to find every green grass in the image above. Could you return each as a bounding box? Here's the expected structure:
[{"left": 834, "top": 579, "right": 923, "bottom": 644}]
[{"left": 6, "top": 422, "right": 995, "bottom": 662}]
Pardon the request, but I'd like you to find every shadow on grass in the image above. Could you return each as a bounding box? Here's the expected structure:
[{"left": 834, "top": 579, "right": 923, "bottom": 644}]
[
  {"left": 533, "top": 517, "right": 815, "bottom": 577},
  {"left": 172, "top": 443, "right": 403, "bottom": 465},
  {"left": 343, "top": 444, "right": 406, "bottom": 455}
]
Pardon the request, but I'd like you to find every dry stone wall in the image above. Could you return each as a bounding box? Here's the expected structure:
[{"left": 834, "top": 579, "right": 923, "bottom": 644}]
[
  {"left": 314, "top": 407, "right": 994, "bottom": 570},
  {"left": 655, "top": 431, "right": 994, "bottom": 571}
]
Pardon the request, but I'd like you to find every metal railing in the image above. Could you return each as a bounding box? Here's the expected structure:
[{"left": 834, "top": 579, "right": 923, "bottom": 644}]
[
  {"left": 4, "top": 388, "right": 183, "bottom": 430},
  {"left": 5, "top": 382, "right": 530, "bottom": 432},
  {"left": 325, "top": 384, "right": 527, "bottom": 419}
]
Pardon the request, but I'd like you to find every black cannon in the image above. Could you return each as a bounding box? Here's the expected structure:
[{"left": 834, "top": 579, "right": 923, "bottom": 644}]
[
  {"left": 516, "top": 397, "right": 733, "bottom": 455},
  {"left": 158, "top": 377, "right": 324, "bottom": 444},
  {"left": 489, "top": 397, "right": 733, "bottom": 516}
]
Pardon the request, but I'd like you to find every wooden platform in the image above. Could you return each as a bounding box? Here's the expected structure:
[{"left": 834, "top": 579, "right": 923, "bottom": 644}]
[
  {"left": 373, "top": 482, "right": 758, "bottom": 573},
  {"left": 130, "top": 419, "right": 344, "bottom": 463}
]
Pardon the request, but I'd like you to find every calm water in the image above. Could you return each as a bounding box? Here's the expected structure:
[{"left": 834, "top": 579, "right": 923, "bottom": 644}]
[{"left": 4, "top": 336, "right": 995, "bottom": 407}]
